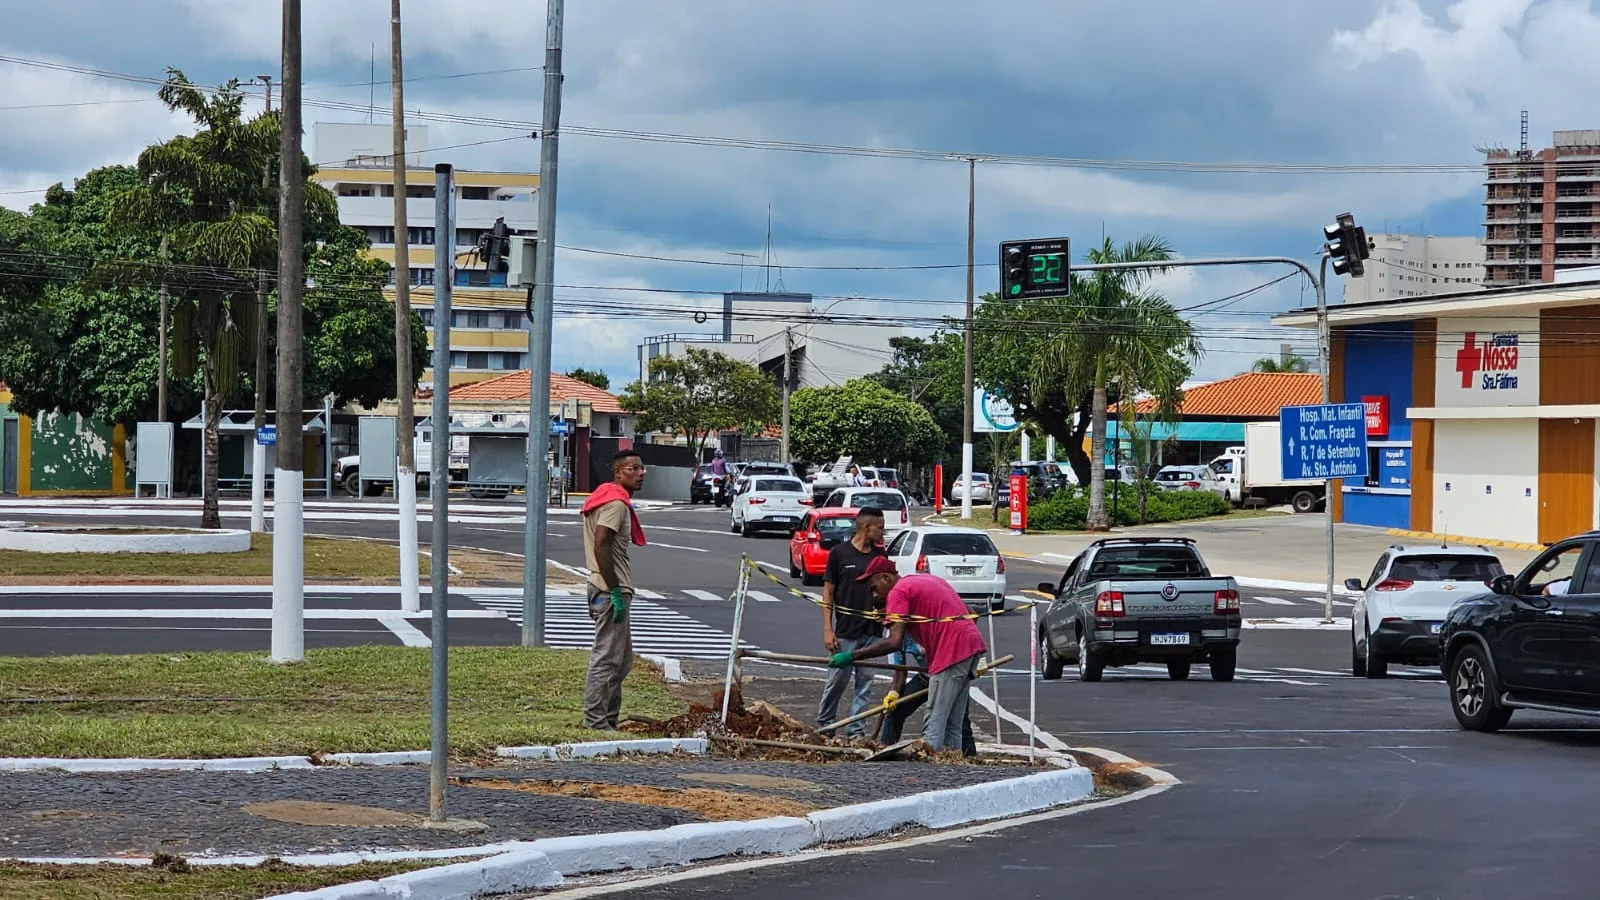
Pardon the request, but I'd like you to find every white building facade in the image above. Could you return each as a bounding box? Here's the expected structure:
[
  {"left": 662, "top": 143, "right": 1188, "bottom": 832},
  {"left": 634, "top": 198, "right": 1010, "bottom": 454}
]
[{"left": 1341, "top": 234, "right": 1485, "bottom": 304}]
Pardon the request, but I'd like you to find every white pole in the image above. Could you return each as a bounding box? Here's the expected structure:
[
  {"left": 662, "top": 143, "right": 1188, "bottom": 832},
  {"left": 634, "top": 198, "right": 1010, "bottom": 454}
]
[
  {"left": 1046, "top": 435, "right": 1056, "bottom": 462},
  {"left": 986, "top": 611, "right": 1001, "bottom": 744},
  {"left": 720, "top": 561, "right": 750, "bottom": 722},
  {"left": 250, "top": 439, "right": 267, "bottom": 533},
  {"left": 1028, "top": 600, "right": 1038, "bottom": 764},
  {"left": 270, "top": 471, "right": 304, "bottom": 661},
  {"left": 1020, "top": 432, "right": 1031, "bottom": 464},
  {"left": 397, "top": 452, "right": 420, "bottom": 613}
]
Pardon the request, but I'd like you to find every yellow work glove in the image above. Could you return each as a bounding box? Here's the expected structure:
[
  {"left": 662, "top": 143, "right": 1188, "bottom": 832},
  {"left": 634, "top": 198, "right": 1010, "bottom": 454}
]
[{"left": 882, "top": 691, "right": 900, "bottom": 711}]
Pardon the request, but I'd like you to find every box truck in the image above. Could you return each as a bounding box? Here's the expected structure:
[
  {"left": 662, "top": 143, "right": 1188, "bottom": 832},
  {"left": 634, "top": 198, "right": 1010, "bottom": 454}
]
[{"left": 1208, "top": 421, "right": 1325, "bottom": 513}]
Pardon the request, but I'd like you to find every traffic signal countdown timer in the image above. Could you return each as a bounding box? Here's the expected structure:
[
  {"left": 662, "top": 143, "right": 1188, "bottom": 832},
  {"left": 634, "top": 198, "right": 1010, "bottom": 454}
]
[{"left": 999, "top": 238, "right": 1071, "bottom": 299}]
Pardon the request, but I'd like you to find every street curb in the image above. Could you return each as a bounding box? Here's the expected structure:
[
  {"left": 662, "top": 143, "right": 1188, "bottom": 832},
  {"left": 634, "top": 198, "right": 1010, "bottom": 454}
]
[
  {"left": 1384, "top": 528, "right": 1543, "bottom": 551},
  {"left": 256, "top": 753, "right": 1096, "bottom": 900},
  {"left": 640, "top": 653, "right": 684, "bottom": 683},
  {"left": 1234, "top": 575, "right": 1359, "bottom": 596},
  {"left": 0, "top": 738, "right": 709, "bottom": 774}
]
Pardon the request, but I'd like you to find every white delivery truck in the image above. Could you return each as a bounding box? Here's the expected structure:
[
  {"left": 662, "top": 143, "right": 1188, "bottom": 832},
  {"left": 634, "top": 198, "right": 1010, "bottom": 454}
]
[{"left": 1208, "top": 422, "right": 1325, "bottom": 513}]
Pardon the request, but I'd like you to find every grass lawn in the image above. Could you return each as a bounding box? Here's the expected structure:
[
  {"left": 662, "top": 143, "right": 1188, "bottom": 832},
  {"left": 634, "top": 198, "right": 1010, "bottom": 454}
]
[
  {"left": 0, "top": 535, "right": 427, "bottom": 580},
  {"left": 0, "top": 646, "right": 683, "bottom": 758},
  {"left": 0, "top": 860, "right": 437, "bottom": 900}
]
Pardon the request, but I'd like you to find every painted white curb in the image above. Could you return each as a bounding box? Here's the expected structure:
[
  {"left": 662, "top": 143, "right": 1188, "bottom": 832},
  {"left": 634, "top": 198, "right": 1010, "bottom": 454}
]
[
  {"left": 1244, "top": 617, "right": 1353, "bottom": 630},
  {"left": 0, "top": 525, "right": 251, "bottom": 554},
  {"left": 640, "top": 653, "right": 684, "bottom": 683},
  {"left": 256, "top": 756, "right": 1097, "bottom": 900},
  {"left": 0, "top": 738, "right": 709, "bottom": 775},
  {"left": 1234, "top": 575, "right": 1359, "bottom": 596}
]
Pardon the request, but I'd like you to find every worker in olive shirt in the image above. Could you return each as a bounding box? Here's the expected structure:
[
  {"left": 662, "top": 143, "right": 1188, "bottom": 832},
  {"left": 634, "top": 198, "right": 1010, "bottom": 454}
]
[
  {"left": 817, "top": 506, "right": 888, "bottom": 738},
  {"left": 833, "top": 557, "right": 988, "bottom": 752},
  {"left": 580, "top": 450, "right": 648, "bottom": 730}
]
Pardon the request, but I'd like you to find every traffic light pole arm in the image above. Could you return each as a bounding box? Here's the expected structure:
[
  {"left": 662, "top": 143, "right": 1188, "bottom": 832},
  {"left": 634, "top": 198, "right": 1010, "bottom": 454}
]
[{"left": 1069, "top": 255, "right": 1319, "bottom": 290}]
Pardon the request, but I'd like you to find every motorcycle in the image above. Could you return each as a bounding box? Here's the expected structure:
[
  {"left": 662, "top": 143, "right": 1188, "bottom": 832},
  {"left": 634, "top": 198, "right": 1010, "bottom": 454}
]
[{"left": 711, "top": 475, "right": 730, "bottom": 507}]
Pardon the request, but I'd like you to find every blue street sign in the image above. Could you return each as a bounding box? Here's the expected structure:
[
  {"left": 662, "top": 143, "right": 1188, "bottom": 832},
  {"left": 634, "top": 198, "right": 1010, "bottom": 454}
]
[
  {"left": 1279, "top": 403, "right": 1369, "bottom": 481},
  {"left": 551, "top": 421, "right": 570, "bottom": 436},
  {"left": 256, "top": 425, "right": 277, "bottom": 446}
]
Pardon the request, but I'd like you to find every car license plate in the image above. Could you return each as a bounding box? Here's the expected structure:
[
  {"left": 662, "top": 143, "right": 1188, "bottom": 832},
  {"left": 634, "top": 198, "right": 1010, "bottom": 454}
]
[
  {"left": 1149, "top": 633, "right": 1189, "bottom": 646},
  {"left": 1429, "top": 623, "right": 1442, "bottom": 634},
  {"left": 771, "top": 516, "right": 793, "bottom": 523},
  {"left": 950, "top": 566, "right": 977, "bottom": 576}
]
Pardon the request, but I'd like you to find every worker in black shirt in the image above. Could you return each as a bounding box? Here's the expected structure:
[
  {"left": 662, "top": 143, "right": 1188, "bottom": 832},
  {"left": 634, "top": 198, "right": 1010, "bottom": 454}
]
[{"left": 817, "top": 506, "right": 888, "bottom": 738}]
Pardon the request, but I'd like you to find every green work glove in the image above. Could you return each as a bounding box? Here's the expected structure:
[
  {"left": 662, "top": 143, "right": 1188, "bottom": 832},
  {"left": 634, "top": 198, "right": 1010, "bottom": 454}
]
[
  {"left": 609, "top": 587, "right": 627, "bottom": 623},
  {"left": 828, "top": 651, "right": 854, "bottom": 668}
]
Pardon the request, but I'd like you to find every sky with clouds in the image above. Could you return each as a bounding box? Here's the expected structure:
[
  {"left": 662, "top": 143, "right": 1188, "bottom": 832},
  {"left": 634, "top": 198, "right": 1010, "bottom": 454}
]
[{"left": 2, "top": 0, "right": 1595, "bottom": 386}]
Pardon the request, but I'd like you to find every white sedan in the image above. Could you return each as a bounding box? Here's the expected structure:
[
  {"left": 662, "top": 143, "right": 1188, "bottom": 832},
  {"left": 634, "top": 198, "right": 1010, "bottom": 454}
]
[
  {"left": 731, "top": 476, "right": 813, "bottom": 536},
  {"left": 884, "top": 525, "right": 1008, "bottom": 611},
  {"left": 950, "top": 473, "right": 993, "bottom": 504}
]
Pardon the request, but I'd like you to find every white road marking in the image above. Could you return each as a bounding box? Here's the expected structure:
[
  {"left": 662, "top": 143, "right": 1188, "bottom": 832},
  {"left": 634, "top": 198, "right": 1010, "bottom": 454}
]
[
  {"left": 682, "top": 590, "right": 725, "bottom": 602},
  {"left": 633, "top": 589, "right": 665, "bottom": 600},
  {"left": 1302, "top": 596, "right": 1354, "bottom": 607},
  {"left": 1279, "top": 667, "right": 1347, "bottom": 676},
  {"left": 649, "top": 541, "right": 709, "bottom": 553},
  {"left": 0, "top": 608, "right": 505, "bottom": 620},
  {"left": 1251, "top": 596, "right": 1296, "bottom": 606},
  {"left": 746, "top": 591, "right": 781, "bottom": 603},
  {"left": 377, "top": 615, "right": 431, "bottom": 647}
]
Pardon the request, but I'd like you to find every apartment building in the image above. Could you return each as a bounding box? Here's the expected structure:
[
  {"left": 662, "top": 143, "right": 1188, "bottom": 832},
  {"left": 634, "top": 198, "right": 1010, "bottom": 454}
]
[
  {"left": 310, "top": 122, "right": 539, "bottom": 386},
  {"left": 1340, "top": 233, "right": 1485, "bottom": 303},
  {"left": 1484, "top": 129, "right": 1600, "bottom": 288}
]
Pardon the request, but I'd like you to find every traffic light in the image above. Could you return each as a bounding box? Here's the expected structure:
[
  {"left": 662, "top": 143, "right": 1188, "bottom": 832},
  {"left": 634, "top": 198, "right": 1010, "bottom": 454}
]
[
  {"left": 998, "top": 238, "right": 1071, "bottom": 299},
  {"left": 1323, "top": 212, "right": 1372, "bottom": 278}
]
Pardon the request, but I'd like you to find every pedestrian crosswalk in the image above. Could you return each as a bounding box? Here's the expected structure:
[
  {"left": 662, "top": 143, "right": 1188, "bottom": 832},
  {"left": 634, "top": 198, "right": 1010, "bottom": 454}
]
[{"left": 465, "top": 591, "right": 752, "bottom": 660}]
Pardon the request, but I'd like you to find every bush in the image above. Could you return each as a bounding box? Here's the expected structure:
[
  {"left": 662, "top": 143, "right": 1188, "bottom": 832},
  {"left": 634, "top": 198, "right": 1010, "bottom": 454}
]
[{"left": 1021, "top": 484, "right": 1231, "bottom": 531}]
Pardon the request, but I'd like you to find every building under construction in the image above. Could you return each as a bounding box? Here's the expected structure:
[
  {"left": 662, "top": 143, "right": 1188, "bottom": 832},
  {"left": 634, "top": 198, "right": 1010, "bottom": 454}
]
[{"left": 1484, "top": 122, "right": 1600, "bottom": 287}]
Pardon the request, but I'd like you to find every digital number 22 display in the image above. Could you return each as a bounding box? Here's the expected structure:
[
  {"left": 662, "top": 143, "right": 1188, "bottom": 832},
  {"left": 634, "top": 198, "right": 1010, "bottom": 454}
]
[{"left": 1030, "top": 252, "right": 1064, "bottom": 284}]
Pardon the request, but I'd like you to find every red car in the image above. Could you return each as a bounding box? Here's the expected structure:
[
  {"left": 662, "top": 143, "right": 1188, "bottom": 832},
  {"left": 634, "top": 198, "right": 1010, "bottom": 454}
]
[{"left": 788, "top": 508, "right": 862, "bottom": 586}]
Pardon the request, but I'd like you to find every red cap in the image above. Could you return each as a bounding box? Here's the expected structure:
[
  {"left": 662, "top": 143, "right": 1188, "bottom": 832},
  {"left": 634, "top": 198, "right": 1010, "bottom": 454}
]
[{"left": 856, "top": 556, "right": 899, "bottom": 582}]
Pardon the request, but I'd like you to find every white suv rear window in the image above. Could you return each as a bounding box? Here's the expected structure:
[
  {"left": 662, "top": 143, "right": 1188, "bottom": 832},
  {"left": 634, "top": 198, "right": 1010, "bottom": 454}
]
[{"left": 1390, "top": 555, "right": 1504, "bottom": 582}]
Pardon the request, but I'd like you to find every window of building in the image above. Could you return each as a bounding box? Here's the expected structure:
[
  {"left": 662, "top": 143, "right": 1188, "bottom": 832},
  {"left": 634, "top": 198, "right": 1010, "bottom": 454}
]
[
  {"left": 406, "top": 185, "right": 435, "bottom": 199},
  {"left": 410, "top": 267, "right": 434, "bottom": 286},
  {"left": 337, "top": 184, "right": 374, "bottom": 197},
  {"left": 366, "top": 226, "right": 395, "bottom": 244},
  {"left": 417, "top": 308, "right": 434, "bottom": 326},
  {"left": 494, "top": 352, "right": 525, "bottom": 370},
  {"left": 453, "top": 311, "right": 491, "bottom": 328},
  {"left": 460, "top": 186, "right": 492, "bottom": 200},
  {"left": 407, "top": 227, "right": 434, "bottom": 245}
]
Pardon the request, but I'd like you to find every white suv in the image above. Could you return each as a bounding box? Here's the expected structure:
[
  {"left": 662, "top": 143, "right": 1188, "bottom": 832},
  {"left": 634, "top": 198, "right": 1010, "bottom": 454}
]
[
  {"left": 819, "top": 487, "right": 911, "bottom": 538},
  {"left": 1347, "top": 545, "right": 1506, "bottom": 678}
]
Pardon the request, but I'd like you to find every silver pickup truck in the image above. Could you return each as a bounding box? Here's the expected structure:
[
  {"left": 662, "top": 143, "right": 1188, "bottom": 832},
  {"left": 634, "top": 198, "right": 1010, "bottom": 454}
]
[{"left": 1035, "top": 537, "right": 1242, "bottom": 682}]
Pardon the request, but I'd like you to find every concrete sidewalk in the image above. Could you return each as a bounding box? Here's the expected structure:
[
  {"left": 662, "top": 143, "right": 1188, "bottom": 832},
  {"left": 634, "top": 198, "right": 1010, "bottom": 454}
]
[{"left": 986, "top": 513, "right": 1542, "bottom": 586}]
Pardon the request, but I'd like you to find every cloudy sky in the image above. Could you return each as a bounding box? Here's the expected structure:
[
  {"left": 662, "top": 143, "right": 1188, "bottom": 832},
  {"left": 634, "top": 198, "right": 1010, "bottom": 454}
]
[{"left": 2, "top": 0, "right": 1593, "bottom": 386}]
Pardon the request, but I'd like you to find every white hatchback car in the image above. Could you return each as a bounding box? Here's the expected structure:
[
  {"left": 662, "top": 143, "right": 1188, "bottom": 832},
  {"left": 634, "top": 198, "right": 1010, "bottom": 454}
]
[
  {"left": 950, "top": 473, "right": 993, "bottom": 504},
  {"left": 730, "top": 476, "right": 813, "bottom": 536},
  {"left": 818, "top": 487, "right": 912, "bottom": 538},
  {"left": 885, "top": 526, "right": 1007, "bottom": 611},
  {"left": 1346, "top": 545, "right": 1507, "bottom": 678}
]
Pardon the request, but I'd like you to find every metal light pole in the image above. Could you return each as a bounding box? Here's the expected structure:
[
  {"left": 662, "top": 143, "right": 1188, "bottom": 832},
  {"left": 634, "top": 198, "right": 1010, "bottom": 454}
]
[
  {"left": 960, "top": 156, "right": 977, "bottom": 521},
  {"left": 429, "top": 162, "right": 455, "bottom": 821},
  {"left": 250, "top": 73, "right": 274, "bottom": 537},
  {"left": 1316, "top": 251, "right": 1334, "bottom": 625},
  {"left": 522, "top": 0, "right": 564, "bottom": 649},
  {"left": 780, "top": 326, "right": 793, "bottom": 464},
  {"left": 271, "top": 0, "right": 306, "bottom": 663}
]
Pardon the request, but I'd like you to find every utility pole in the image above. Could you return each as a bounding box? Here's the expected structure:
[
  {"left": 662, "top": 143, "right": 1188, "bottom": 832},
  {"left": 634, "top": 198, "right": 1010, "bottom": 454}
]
[
  {"left": 271, "top": 0, "right": 306, "bottom": 663},
  {"left": 522, "top": 0, "right": 563, "bottom": 649},
  {"left": 391, "top": 0, "right": 421, "bottom": 615},
  {"left": 780, "top": 326, "right": 793, "bottom": 464},
  {"left": 429, "top": 162, "right": 455, "bottom": 821},
  {"left": 960, "top": 157, "right": 977, "bottom": 521},
  {"left": 251, "top": 74, "right": 274, "bottom": 536},
  {"left": 1316, "top": 252, "right": 1334, "bottom": 625},
  {"left": 157, "top": 236, "right": 169, "bottom": 424}
]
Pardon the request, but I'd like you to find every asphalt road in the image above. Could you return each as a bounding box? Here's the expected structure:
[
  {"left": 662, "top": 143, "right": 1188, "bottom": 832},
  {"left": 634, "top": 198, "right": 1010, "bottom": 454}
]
[{"left": 9, "top": 496, "right": 1599, "bottom": 897}]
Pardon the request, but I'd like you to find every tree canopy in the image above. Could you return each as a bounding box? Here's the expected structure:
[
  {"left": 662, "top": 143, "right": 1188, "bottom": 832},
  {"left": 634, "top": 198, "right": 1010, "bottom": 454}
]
[
  {"left": 565, "top": 367, "right": 610, "bottom": 390},
  {"left": 1251, "top": 354, "right": 1310, "bottom": 373},
  {"left": 788, "top": 378, "right": 944, "bottom": 466},
  {"left": 617, "top": 347, "right": 779, "bottom": 456}
]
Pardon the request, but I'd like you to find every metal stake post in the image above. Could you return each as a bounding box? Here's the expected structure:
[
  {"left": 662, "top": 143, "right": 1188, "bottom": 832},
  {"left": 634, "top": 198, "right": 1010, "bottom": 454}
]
[
  {"left": 1028, "top": 600, "right": 1038, "bottom": 764},
  {"left": 720, "top": 562, "right": 751, "bottom": 722},
  {"left": 985, "top": 611, "right": 1001, "bottom": 744},
  {"left": 428, "top": 163, "right": 455, "bottom": 822},
  {"left": 522, "top": 0, "right": 564, "bottom": 649}
]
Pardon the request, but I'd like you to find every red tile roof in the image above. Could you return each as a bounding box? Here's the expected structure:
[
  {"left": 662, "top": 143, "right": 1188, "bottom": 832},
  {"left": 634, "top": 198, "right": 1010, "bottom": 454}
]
[
  {"left": 1115, "top": 372, "right": 1323, "bottom": 418},
  {"left": 446, "top": 371, "right": 627, "bottom": 414}
]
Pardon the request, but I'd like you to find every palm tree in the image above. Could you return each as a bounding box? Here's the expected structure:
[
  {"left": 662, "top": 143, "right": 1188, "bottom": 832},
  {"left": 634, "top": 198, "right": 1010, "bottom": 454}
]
[
  {"left": 1034, "top": 236, "right": 1201, "bottom": 531},
  {"left": 1252, "top": 355, "right": 1310, "bottom": 374},
  {"left": 109, "top": 71, "right": 333, "bottom": 528}
]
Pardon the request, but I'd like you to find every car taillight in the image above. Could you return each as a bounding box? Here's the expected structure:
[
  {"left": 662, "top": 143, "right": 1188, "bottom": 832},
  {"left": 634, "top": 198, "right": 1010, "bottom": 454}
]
[
  {"left": 806, "top": 531, "right": 820, "bottom": 542},
  {"left": 749, "top": 497, "right": 766, "bottom": 504},
  {"left": 1183, "top": 481, "right": 1200, "bottom": 489},
  {"left": 1214, "top": 589, "right": 1240, "bottom": 614},
  {"left": 1095, "top": 591, "right": 1125, "bottom": 617},
  {"left": 800, "top": 498, "right": 813, "bottom": 506},
  {"left": 916, "top": 555, "right": 929, "bottom": 573},
  {"left": 1373, "top": 578, "right": 1413, "bottom": 591},
  {"left": 997, "top": 556, "right": 1006, "bottom": 573},
  {"left": 901, "top": 509, "right": 908, "bottom": 523}
]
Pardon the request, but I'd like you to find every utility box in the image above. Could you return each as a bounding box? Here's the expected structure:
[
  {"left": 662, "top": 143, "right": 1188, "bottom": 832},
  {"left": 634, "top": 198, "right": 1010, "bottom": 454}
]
[{"left": 508, "top": 235, "right": 538, "bottom": 288}]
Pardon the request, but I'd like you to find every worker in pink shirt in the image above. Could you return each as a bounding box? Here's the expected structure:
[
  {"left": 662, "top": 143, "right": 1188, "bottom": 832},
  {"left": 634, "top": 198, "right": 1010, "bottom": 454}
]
[{"left": 829, "top": 557, "right": 988, "bottom": 752}]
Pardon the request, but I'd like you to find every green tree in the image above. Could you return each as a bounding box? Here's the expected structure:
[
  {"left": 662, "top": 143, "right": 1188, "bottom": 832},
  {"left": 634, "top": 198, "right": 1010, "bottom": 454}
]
[
  {"left": 617, "top": 347, "right": 779, "bottom": 457},
  {"left": 564, "top": 367, "right": 610, "bottom": 390},
  {"left": 1034, "top": 236, "right": 1201, "bottom": 531},
  {"left": 866, "top": 334, "right": 965, "bottom": 463},
  {"left": 789, "top": 379, "right": 943, "bottom": 467},
  {"left": 1251, "top": 354, "right": 1309, "bottom": 373},
  {"left": 302, "top": 227, "right": 429, "bottom": 408}
]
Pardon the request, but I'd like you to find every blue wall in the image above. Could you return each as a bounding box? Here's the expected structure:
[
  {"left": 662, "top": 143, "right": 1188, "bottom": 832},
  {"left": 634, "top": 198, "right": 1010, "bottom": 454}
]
[{"left": 1339, "top": 321, "right": 1414, "bottom": 529}]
